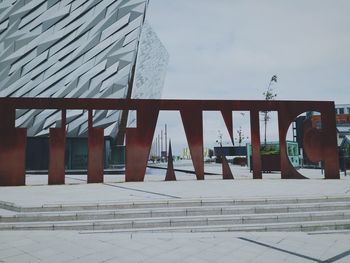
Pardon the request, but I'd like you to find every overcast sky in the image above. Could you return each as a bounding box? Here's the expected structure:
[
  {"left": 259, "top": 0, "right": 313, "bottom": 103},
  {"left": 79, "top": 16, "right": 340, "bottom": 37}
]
[{"left": 145, "top": 0, "right": 350, "bottom": 155}]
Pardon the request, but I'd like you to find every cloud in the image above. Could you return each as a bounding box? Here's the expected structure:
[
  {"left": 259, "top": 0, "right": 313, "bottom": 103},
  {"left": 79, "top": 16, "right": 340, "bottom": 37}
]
[{"left": 146, "top": 0, "right": 350, "bottom": 154}]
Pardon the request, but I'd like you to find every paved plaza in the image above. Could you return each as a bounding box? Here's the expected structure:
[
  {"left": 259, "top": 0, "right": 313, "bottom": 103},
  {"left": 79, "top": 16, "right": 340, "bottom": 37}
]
[
  {"left": 1, "top": 163, "right": 350, "bottom": 262},
  {"left": 1, "top": 231, "right": 350, "bottom": 263}
]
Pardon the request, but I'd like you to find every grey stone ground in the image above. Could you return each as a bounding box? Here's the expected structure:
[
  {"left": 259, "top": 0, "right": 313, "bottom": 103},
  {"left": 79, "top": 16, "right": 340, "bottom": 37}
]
[
  {"left": 1, "top": 163, "right": 350, "bottom": 262},
  {"left": 1, "top": 231, "right": 350, "bottom": 262}
]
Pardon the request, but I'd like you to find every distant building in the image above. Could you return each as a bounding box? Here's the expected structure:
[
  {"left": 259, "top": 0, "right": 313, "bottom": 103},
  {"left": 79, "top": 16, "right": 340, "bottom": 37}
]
[
  {"left": 339, "top": 135, "right": 350, "bottom": 170},
  {"left": 335, "top": 104, "right": 350, "bottom": 115},
  {"left": 182, "top": 148, "right": 213, "bottom": 160},
  {"left": 296, "top": 104, "right": 350, "bottom": 167},
  {"left": 337, "top": 124, "right": 350, "bottom": 145},
  {"left": 182, "top": 148, "right": 191, "bottom": 160},
  {"left": 246, "top": 141, "right": 299, "bottom": 171}
]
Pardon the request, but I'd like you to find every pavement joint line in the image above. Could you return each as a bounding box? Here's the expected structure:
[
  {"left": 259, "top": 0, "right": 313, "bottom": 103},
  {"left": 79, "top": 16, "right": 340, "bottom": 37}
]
[
  {"left": 238, "top": 237, "right": 321, "bottom": 262},
  {"left": 102, "top": 183, "right": 181, "bottom": 199},
  {"left": 65, "top": 176, "right": 86, "bottom": 182},
  {"left": 147, "top": 165, "right": 221, "bottom": 175},
  {"left": 323, "top": 249, "right": 350, "bottom": 263},
  {"left": 308, "top": 230, "right": 350, "bottom": 235},
  {"left": 239, "top": 237, "right": 350, "bottom": 263}
]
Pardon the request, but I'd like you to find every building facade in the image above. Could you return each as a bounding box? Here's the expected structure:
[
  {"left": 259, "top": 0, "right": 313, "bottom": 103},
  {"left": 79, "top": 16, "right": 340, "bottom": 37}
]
[
  {"left": 335, "top": 104, "right": 350, "bottom": 115},
  {"left": 296, "top": 104, "right": 350, "bottom": 168},
  {"left": 0, "top": 0, "right": 169, "bottom": 169}
]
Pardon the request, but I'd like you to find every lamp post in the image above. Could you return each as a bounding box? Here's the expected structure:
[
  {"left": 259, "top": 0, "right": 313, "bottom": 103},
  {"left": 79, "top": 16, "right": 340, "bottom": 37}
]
[
  {"left": 215, "top": 130, "right": 223, "bottom": 163},
  {"left": 342, "top": 145, "right": 349, "bottom": 176},
  {"left": 216, "top": 130, "right": 223, "bottom": 147}
]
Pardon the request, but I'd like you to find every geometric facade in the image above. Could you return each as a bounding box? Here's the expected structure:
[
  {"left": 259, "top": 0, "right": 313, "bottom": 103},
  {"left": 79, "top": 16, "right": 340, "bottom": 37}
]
[
  {"left": 128, "top": 21, "right": 169, "bottom": 127},
  {"left": 0, "top": 0, "right": 168, "bottom": 138},
  {"left": 132, "top": 21, "right": 169, "bottom": 101}
]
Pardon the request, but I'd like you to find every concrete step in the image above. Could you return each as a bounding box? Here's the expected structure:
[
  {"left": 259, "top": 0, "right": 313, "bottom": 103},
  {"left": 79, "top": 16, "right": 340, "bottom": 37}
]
[
  {"left": 2, "top": 196, "right": 350, "bottom": 232},
  {"left": 1, "top": 210, "right": 350, "bottom": 231},
  {"left": 81, "top": 219, "right": 350, "bottom": 233},
  {"left": 1, "top": 201, "right": 350, "bottom": 222},
  {"left": 2, "top": 195, "right": 350, "bottom": 212}
]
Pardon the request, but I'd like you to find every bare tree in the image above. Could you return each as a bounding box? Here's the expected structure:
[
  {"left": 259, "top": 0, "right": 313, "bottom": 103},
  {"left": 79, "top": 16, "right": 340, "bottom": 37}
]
[
  {"left": 262, "top": 75, "right": 277, "bottom": 146},
  {"left": 235, "top": 126, "right": 249, "bottom": 146}
]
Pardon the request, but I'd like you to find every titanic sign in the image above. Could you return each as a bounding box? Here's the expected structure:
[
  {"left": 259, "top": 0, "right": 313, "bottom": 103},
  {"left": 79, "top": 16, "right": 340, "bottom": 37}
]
[{"left": 0, "top": 98, "right": 340, "bottom": 186}]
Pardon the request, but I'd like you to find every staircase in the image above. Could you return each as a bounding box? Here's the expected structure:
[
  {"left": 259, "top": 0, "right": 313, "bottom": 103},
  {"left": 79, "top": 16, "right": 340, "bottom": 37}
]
[{"left": 1, "top": 196, "right": 350, "bottom": 233}]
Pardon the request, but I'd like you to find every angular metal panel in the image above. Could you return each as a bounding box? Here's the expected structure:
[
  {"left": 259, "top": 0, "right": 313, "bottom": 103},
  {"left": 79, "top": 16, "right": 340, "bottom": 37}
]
[
  {"left": 132, "top": 22, "right": 169, "bottom": 101},
  {"left": 0, "top": 0, "right": 156, "bottom": 139}
]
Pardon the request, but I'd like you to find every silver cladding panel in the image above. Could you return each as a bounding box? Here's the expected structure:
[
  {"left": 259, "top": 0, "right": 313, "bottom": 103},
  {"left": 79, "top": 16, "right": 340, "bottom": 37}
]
[
  {"left": 128, "top": 21, "right": 169, "bottom": 127},
  {"left": 132, "top": 21, "right": 169, "bottom": 100},
  {"left": 0, "top": 0, "right": 159, "bottom": 137}
]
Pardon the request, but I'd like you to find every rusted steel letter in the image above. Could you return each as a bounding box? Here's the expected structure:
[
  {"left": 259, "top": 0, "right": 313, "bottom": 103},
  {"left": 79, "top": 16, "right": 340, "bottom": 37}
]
[
  {"left": 48, "top": 110, "right": 66, "bottom": 185},
  {"left": 250, "top": 110, "right": 262, "bottom": 179},
  {"left": 320, "top": 106, "right": 340, "bottom": 179},
  {"left": 222, "top": 155, "right": 234, "bottom": 180},
  {"left": 126, "top": 104, "right": 159, "bottom": 182},
  {"left": 87, "top": 110, "right": 104, "bottom": 183},
  {"left": 221, "top": 110, "right": 234, "bottom": 144},
  {"left": 165, "top": 141, "right": 176, "bottom": 181},
  {"left": 278, "top": 105, "right": 307, "bottom": 179},
  {"left": 0, "top": 107, "right": 26, "bottom": 186},
  {"left": 180, "top": 109, "right": 204, "bottom": 180}
]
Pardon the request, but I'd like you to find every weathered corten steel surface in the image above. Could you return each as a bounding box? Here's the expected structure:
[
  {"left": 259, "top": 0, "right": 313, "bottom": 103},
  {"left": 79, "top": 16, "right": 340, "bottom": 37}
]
[
  {"left": 87, "top": 108, "right": 104, "bottom": 184},
  {"left": 0, "top": 98, "right": 340, "bottom": 186},
  {"left": 0, "top": 128, "right": 26, "bottom": 186},
  {"left": 48, "top": 128, "right": 66, "bottom": 185},
  {"left": 48, "top": 110, "right": 66, "bottom": 185},
  {"left": 180, "top": 109, "right": 204, "bottom": 180},
  {"left": 0, "top": 106, "right": 26, "bottom": 186},
  {"left": 222, "top": 155, "right": 234, "bottom": 180},
  {"left": 250, "top": 110, "right": 263, "bottom": 179},
  {"left": 87, "top": 128, "right": 104, "bottom": 184},
  {"left": 165, "top": 141, "right": 176, "bottom": 181},
  {"left": 126, "top": 103, "right": 160, "bottom": 182}
]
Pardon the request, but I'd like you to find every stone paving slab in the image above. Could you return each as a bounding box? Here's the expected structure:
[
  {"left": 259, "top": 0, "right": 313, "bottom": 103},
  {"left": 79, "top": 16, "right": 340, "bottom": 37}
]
[
  {"left": 1, "top": 164, "right": 350, "bottom": 262},
  {"left": 1, "top": 231, "right": 350, "bottom": 262}
]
